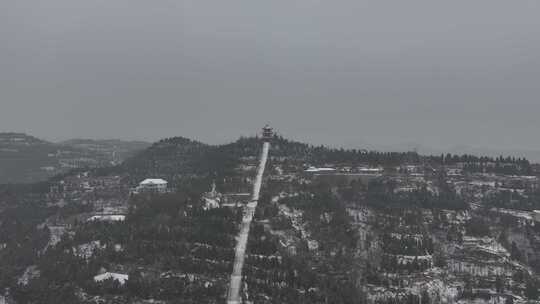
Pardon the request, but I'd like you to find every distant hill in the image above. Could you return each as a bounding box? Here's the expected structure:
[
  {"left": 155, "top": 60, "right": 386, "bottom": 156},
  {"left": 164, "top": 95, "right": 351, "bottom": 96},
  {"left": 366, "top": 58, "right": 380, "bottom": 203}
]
[
  {"left": 0, "top": 133, "right": 150, "bottom": 184},
  {"left": 118, "top": 136, "right": 238, "bottom": 183},
  {"left": 2, "top": 132, "right": 533, "bottom": 185},
  {"left": 115, "top": 134, "right": 534, "bottom": 185},
  {"left": 111, "top": 135, "right": 423, "bottom": 187},
  {"left": 60, "top": 139, "right": 150, "bottom": 164}
]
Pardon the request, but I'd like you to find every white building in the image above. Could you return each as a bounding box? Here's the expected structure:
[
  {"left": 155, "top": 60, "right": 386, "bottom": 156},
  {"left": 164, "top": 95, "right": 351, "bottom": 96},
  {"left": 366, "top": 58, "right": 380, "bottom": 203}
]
[
  {"left": 137, "top": 178, "right": 168, "bottom": 193},
  {"left": 93, "top": 272, "right": 129, "bottom": 285},
  {"left": 87, "top": 215, "right": 126, "bottom": 222},
  {"left": 532, "top": 210, "right": 540, "bottom": 222},
  {"left": 305, "top": 166, "right": 337, "bottom": 173},
  {"left": 358, "top": 167, "right": 384, "bottom": 174}
]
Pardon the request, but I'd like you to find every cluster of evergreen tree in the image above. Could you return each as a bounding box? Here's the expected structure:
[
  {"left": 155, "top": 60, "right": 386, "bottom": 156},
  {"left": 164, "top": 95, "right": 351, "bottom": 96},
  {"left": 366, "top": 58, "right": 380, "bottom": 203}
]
[
  {"left": 245, "top": 223, "right": 361, "bottom": 304},
  {"left": 10, "top": 191, "right": 244, "bottom": 303},
  {"left": 482, "top": 189, "right": 540, "bottom": 211},
  {"left": 244, "top": 183, "right": 363, "bottom": 303},
  {"left": 380, "top": 233, "right": 434, "bottom": 256},
  {"left": 0, "top": 184, "right": 55, "bottom": 289},
  {"left": 429, "top": 153, "right": 532, "bottom": 175},
  {"left": 363, "top": 180, "right": 467, "bottom": 210},
  {"left": 120, "top": 136, "right": 239, "bottom": 183},
  {"left": 227, "top": 136, "right": 422, "bottom": 167},
  {"left": 379, "top": 254, "right": 432, "bottom": 274}
]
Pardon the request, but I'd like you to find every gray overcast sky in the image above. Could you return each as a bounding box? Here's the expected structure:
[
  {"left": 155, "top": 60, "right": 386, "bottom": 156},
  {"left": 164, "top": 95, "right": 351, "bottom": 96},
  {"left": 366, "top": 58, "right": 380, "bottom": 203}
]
[{"left": 1, "top": 0, "right": 540, "bottom": 153}]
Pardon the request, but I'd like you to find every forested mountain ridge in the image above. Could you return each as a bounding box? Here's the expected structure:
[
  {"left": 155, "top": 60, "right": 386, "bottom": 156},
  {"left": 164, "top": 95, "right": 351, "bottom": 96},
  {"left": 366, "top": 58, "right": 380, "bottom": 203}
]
[
  {"left": 1, "top": 134, "right": 540, "bottom": 303},
  {"left": 99, "top": 134, "right": 534, "bottom": 180},
  {"left": 222, "top": 135, "right": 533, "bottom": 174}
]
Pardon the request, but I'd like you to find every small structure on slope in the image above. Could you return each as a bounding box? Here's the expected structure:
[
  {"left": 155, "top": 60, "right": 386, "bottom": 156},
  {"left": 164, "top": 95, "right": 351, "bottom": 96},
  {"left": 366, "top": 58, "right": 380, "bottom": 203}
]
[
  {"left": 93, "top": 272, "right": 129, "bottom": 286},
  {"left": 87, "top": 215, "right": 126, "bottom": 222},
  {"left": 136, "top": 178, "right": 168, "bottom": 193}
]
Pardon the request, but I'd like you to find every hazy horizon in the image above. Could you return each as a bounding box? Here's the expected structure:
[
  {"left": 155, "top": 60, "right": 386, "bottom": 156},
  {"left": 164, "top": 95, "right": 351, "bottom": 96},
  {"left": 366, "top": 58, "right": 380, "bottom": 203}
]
[{"left": 2, "top": 0, "right": 540, "bottom": 157}]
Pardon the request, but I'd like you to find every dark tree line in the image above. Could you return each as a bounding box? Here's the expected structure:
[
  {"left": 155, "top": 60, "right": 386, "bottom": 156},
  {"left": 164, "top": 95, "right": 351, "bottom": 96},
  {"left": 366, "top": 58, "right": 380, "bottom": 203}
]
[{"left": 362, "top": 180, "right": 467, "bottom": 210}]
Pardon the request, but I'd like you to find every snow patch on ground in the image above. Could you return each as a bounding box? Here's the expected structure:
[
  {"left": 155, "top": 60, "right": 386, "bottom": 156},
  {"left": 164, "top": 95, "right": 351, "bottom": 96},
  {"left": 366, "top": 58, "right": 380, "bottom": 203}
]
[
  {"left": 278, "top": 204, "right": 319, "bottom": 251},
  {"left": 45, "top": 225, "right": 67, "bottom": 250},
  {"left": 74, "top": 241, "right": 107, "bottom": 259},
  {"left": 18, "top": 265, "right": 40, "bottom": 286},
  {"left": 491, "top": 208, "right": 533, "bottom": 221}
]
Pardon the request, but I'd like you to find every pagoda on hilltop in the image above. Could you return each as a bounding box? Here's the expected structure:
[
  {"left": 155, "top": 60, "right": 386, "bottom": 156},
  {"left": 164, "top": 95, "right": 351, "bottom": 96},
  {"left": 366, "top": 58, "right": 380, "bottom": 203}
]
[{"left": 262, "top": 124, "right": 273, "bottom": 140}]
